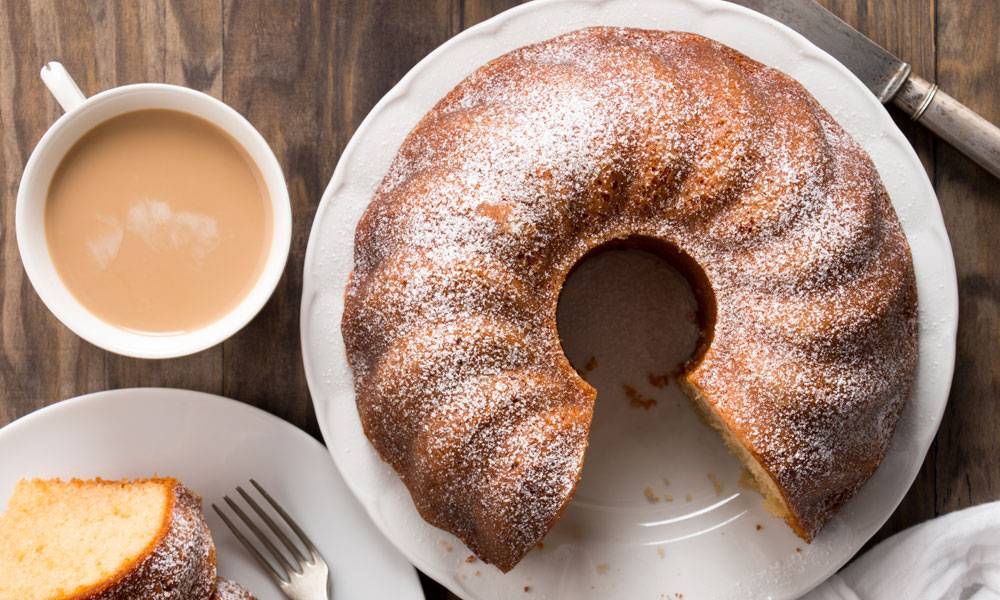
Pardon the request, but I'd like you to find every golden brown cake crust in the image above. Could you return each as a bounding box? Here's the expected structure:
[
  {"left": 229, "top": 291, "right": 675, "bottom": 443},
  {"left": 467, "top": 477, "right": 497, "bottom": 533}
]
[
  {"left": 342, "top": 27, "right": 918, "bottom": 571},
  {"left": 68, "top": 479, "right": 217, "bottom": 600}
]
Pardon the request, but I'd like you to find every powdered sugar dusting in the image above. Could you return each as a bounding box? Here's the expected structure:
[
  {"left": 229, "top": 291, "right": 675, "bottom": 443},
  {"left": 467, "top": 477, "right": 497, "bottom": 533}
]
[
  {"left": 342, "top": 27, "right": 917, "bottom": 570},
  {"left": 213, "top": 578, "right": 255, "bottom": 600}
]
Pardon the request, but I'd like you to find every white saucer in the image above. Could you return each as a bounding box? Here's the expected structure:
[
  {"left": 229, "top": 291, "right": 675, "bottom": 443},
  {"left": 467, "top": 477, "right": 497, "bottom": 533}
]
[
  {"left": 0, "top": 389, "right": 424, "bottom": 600},
  {"left": 301, "top": 0, "right": 958, "bottom": 598}
]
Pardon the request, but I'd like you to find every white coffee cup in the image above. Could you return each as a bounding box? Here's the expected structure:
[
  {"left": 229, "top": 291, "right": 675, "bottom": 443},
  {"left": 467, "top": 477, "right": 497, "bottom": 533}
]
[{"left": 16, "top": 62, "right": 292, "bottom": 359}]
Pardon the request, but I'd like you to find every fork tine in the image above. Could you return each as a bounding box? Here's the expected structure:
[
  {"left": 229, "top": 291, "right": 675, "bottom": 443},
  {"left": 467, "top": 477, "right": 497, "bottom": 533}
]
[
  {"left": 237, "top": 485, "right": 309, "bottom": 565},
  {"left": 250, "top": 478, "right": 322, "bottom": 558},
  {"left": 212, "top": 503, "right": 288, "bottom": 584},
  {"left": 224, "top": 495, "right": 302, "bottom": 576}
]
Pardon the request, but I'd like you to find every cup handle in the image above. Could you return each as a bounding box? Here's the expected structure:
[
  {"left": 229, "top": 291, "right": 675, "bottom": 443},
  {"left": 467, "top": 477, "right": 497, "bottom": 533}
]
[{"left": 40, "top": 61, "right": 87, "bottom": 113}]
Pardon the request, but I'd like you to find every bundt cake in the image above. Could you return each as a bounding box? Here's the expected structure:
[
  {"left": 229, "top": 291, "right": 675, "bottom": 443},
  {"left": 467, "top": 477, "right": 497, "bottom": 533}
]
[
  {"left": 342, "top": 27, "right": 918, "bottom": 572},
  {"left": 0, "top": 478, "right": 216, "bottom": 599}
]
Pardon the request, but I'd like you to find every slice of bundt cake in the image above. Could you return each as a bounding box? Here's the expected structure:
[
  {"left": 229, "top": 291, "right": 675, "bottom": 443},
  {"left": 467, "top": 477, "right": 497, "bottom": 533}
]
[{"left": 0, "top": 478, "right": 216, "bottom": 600}]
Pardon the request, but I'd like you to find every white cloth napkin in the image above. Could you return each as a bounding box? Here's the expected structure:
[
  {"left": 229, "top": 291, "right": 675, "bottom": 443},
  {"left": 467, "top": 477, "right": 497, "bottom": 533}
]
[{"left": 803, "top": 501, "right": 1000, "bottom": 600}]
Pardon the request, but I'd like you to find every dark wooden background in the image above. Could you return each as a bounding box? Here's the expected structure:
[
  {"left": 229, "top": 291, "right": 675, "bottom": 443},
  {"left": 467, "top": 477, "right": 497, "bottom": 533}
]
[{"left": 1, "top": 1, "right": 996, "bottom": 598}]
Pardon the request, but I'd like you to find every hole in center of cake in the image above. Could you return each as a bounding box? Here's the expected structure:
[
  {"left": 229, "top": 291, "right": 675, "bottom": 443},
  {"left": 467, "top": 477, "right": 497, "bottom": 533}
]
[
  {"left": 553, "top": 239, "right": 745, "bottom": 528},
  {"left": 556, "top": 237, "right": 712, "bottom": 379}
]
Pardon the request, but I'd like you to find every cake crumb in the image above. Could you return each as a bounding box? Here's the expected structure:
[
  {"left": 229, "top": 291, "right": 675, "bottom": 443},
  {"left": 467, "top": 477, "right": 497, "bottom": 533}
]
[
  {"left": 584, "top": 356, "right": 597, "bottom": 371},
  {"left": 439, "top": 540, "right": 453, "bottom": 553},
  {"left": 656, "top": 546, "right": 666, "bottom": 559},
  {"left": 756, "top": 523, "right": 763, "bottom": 531},
  {"left": 466, "top": 555, "right": 477, "bottom": 563},
  {"left": 795, "top": 547, "right": 802, "bottom": 554},
  {"left": 624, "top": 384, "right": 656, "bottom": 410},
  {"left": 475, "top": 570, "right": 482, "bottom": 577},
  {"left": 596, "top": 563, "right": 609, "bottom": 575},
  {"left": 536, "top": 541, "right": 544, "bottom": 550},
  {"left": 524, "top": 586, "right": 531, "bottom": 593},
  {"left": 707, "top": 472, "right": 723, "bottom": 495},
  {"left": 644, "top": 486, "right": 661, "bottom": 504},
  {"left": 648, "top": 372, "right": 670, "bottom": 388},
  {"left": 685, "top": 493, "right": 693, "bottom": 502},
  {"left": 664, "top": 494, "right": 674, "bottom": 502}
]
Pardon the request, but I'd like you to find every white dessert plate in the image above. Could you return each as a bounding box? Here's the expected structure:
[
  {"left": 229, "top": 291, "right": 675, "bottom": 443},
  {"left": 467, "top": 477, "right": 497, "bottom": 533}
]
[
  {"left": 0, "top": 389, "right": 424, "bottom": 600},
  {"left": 300, "top": 0, "right": 959, "bottom": 598}
]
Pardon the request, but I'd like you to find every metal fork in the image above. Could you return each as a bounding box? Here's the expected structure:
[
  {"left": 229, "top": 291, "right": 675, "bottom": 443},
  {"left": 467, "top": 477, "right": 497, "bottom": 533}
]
[{"left": 213, "top": 479, "right": 330, "bottom": 600}]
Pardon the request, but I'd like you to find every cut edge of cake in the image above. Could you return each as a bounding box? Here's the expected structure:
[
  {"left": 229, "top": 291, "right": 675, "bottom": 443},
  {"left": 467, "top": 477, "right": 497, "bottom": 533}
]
[{"left": 676, "top": 378, "right": 807, "bottom": 540}]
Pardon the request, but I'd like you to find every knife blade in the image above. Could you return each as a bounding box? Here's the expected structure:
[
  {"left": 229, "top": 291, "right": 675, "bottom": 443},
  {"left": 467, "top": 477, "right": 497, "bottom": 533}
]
[
  {"left": 733, "top": 0, "right": 1000, "bottom": 179},
  {"left": 737, "top": 0, "right": 910, "bottom": 102}
]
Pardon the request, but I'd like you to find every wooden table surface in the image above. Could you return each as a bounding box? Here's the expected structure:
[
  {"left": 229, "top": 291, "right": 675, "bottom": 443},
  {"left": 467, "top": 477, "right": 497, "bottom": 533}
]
[{"left": 1, "top": 1, "right": 997, "bottom": 598}]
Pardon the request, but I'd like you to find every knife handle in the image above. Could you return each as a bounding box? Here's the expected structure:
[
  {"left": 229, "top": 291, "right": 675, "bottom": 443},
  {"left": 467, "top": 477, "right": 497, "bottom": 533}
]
[{"left": 893, "top": 74, "right": 1000, "bottom": 179}]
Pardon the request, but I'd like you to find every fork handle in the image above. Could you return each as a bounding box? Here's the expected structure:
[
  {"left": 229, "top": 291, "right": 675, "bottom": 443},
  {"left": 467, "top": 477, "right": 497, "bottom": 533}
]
[{"left": 893, "top": 73, "right": 1000, "bottom": 179}]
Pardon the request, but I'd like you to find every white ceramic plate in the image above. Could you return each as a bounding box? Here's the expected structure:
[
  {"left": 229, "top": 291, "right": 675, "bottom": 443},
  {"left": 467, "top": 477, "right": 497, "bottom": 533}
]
[
  {"left": 300, "top": 0, "right": 959, "bottom": 598},
  {"left": 0, "top": 389, "right": 424, "bottom": 600}
]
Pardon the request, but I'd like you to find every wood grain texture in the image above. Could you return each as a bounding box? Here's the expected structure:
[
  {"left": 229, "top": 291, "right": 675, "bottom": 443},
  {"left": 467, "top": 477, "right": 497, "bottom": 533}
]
[
  {"left": 0, "top": 2, "right": 996, "bottom": 599},
  {"left": 0, "top": 3, "right": 94, "bottom": 424},
  {"left": 934, "top": 0, "right": 1000, "bottom": 515}
]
